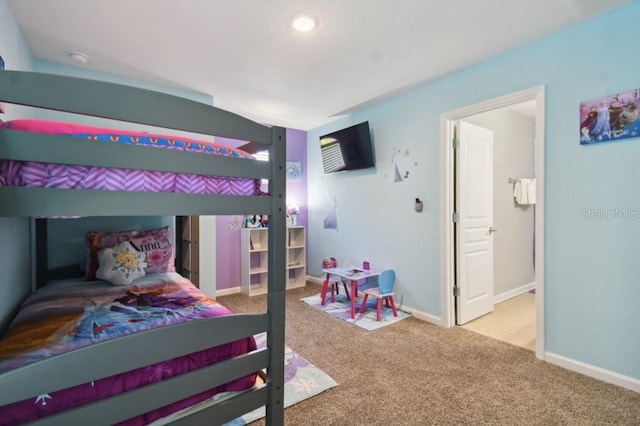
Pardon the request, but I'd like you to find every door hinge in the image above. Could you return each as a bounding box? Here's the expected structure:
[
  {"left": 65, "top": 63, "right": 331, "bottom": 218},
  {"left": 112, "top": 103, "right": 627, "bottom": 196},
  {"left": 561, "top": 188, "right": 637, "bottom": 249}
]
[
  {"left": 452, "top": 212, "right": 460, "bottom": 223},
  {"left": 452, "top": 138, "right": 459, "bottom": 149},
  {"left": 453, "top": 286, "right": 460, "bottom": 297}
]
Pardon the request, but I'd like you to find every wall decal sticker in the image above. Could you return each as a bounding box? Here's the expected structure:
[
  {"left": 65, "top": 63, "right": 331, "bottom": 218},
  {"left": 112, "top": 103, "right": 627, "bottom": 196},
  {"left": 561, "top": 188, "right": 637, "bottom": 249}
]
[
  {"left": 386, "top": 146, "right": 417, "bottom": 182},
  {"left": 229, "top": 216, "right": 242, "bottom": 230},
  {"left": 323, "top": 194, "right": 338, "bottom": 231}
]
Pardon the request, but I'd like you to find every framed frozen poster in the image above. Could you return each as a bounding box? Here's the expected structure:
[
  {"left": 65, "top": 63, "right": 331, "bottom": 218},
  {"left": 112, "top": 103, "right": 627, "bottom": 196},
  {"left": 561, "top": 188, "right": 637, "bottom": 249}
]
[
  {"left": 286, "top": 161, "right": 301, "bottom": 180},
  {"left": 580, "top": 89, "right": 640, "bottom": 145}
]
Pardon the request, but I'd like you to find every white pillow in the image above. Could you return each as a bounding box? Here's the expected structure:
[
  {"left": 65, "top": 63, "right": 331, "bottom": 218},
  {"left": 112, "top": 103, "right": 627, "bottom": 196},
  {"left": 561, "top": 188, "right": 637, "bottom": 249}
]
[{"left": 96, "top": 241, "right": 147, "bottom": 286}]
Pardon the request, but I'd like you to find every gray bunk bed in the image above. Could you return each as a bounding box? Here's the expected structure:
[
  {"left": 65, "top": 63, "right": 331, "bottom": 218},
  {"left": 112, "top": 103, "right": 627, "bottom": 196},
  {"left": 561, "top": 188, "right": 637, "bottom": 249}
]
[{"left": 0, "top": 71, "right": 286, "bottom": 425}]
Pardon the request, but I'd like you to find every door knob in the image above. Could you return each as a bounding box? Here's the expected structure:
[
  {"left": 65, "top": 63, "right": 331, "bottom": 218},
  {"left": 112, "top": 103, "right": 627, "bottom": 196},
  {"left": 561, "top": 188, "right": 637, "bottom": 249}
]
[{"left": 488, "top": 226, "right": 498, "bottom": 234}]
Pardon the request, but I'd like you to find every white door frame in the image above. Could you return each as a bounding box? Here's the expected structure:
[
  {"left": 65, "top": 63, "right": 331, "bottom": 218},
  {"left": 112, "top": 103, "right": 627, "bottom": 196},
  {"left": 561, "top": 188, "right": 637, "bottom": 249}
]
[{"left": 439, "top": 86, "right": 546, "bottom": 360}]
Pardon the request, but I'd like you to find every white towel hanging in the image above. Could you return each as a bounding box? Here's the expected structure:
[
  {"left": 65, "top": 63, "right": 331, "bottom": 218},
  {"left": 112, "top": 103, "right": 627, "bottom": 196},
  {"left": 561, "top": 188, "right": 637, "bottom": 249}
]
[
  {"left": 513, "top": 179, "right": 524, "bottom": 203},
  {"left": 526, "top": 178, "right": 536, "bottom": 204},
  {"left": 513, "top": 178, "right": 536, "bottom": 205}
]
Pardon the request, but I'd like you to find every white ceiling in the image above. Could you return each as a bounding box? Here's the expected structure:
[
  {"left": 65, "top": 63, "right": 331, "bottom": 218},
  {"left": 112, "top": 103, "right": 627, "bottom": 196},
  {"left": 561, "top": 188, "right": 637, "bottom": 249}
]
[{"left": 8, "top": 0, "right": 630, "bottom": 130}]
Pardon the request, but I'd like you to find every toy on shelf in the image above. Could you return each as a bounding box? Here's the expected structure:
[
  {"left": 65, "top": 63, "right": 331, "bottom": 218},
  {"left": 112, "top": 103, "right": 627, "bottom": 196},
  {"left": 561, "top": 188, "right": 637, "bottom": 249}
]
[{"left": 244, "top": 214, "right": 262, "bottom": 228}]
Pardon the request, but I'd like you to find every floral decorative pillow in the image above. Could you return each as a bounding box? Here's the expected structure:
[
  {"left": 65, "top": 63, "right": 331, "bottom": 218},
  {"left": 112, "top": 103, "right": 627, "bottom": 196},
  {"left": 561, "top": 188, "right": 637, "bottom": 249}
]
[
  {"left": 96, "top": 241, "right": 147, "bottom": 286},
  {"left": 86, "top": 226, "right": 175, "bottom": 280}
]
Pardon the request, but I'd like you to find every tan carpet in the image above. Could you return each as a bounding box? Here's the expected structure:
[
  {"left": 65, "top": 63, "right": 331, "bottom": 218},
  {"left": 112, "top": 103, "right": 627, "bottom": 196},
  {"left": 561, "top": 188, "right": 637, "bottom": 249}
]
[{"left": 218, "top": 283, "right": 640, "bottom": 425}]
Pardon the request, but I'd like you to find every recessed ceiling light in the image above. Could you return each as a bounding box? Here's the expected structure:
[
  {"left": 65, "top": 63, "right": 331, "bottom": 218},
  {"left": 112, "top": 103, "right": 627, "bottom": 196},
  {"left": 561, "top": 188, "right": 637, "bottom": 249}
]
[
  {"left": 291, "top": 14, "right": 316, "bottom": 32},
  {"left": 69, "top": 52, "right": 89, "bottom": 65}
]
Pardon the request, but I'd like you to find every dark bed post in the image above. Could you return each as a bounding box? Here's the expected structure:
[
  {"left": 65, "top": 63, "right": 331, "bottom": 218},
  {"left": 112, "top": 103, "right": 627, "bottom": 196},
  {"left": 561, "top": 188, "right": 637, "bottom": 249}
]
[
  {"left": 175, "top": 216, "right": 185, "bottom": 276},
  {"left": 266, "top": 126, "right": 286, "bottom": 426},
  {"left": 34, "top": 218, "right": 48, "bottom": 289}
]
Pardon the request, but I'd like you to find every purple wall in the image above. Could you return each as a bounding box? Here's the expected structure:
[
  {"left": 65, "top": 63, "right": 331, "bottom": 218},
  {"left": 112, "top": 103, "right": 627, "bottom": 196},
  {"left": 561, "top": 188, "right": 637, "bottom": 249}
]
[
  {"left": 215, "top": 128, "right": 307, "bottom": 290},
  {"left": 285, "top": 128, "right": 308, "bottom": 227}
]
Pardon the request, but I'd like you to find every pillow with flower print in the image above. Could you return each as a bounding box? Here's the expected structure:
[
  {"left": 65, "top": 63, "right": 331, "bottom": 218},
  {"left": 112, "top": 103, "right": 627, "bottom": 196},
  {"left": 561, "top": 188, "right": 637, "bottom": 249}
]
[
  {"left": 96, "top": 241, "right": 147, "bottom": 286},
  {"left": 86, "top": 226, "right": 175, "bottom": 280}
]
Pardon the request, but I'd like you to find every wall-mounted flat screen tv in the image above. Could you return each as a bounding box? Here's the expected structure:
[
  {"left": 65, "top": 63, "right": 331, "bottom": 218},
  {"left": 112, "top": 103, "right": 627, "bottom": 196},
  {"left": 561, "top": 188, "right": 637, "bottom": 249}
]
[{"left": 319, "top": 121, "right": 375, "bottom": 174}]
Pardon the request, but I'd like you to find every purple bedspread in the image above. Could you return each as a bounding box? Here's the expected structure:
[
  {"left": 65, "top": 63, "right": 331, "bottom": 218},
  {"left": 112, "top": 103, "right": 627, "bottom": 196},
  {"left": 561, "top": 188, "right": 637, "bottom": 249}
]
[
  {"left": 0, "top": 273, "right": 257, "bottom": 425},
  {"left": 0, "top": 119, "right": 262, "bottom": 196}
]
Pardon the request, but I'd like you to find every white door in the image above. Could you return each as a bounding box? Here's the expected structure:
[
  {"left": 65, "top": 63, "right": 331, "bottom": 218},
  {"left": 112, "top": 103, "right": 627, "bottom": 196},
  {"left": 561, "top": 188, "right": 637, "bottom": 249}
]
[{"left": 455, "top": 121, "right": 495, "bottom": 325}]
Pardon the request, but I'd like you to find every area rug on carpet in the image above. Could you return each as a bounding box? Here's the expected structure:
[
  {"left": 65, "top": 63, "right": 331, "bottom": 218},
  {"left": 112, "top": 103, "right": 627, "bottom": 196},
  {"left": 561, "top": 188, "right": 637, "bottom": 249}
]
[
  {"left": 224, "top": 333, "right": 338, "bottom": 425},
  {"left": 301, "top": 293, "right": 412, "bottom": 331}
]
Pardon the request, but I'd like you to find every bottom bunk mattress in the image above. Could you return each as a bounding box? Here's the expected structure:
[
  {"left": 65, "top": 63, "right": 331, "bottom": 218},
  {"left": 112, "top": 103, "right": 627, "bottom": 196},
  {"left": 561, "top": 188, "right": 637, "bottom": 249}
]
[
  {"left": 0, "top": 119, "right": 262, "bottom": 196},
  {"left": 0, "top": 272, "right": 258, "bottom": 426}
]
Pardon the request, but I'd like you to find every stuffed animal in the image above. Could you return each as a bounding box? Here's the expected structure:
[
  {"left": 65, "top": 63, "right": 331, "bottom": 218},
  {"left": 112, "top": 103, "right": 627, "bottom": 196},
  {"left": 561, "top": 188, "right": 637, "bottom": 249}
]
[{"left": 245, "top": 214, "right": 261, "bottom": 228}]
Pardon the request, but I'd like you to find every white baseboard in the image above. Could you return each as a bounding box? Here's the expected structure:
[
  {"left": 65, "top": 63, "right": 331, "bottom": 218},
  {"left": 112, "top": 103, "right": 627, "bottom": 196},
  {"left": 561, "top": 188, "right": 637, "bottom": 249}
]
[
  {"left": 545, "top": 352, "right": 640, "bottom": 393},
  {"left": 217, "top": 277, "right": 324, "bottom": 297},
  {"left": 218, "top": 276, "right": 326, "bottom": 296},
  {"left": 494, "top": 281, "right": 535, "bottom": 304},
  {"left": 309, "top": 277, "right": 638, "bottom": 393},
  {"left": 397, "top": 305, "right": 442, "bottom": 326},
  {"left": 306, "top": 275, "right": 324, "bottom": 285},
  {"left": 307, "top": 275, "right": 443, "bottom": 325},
  {"left": 215, "top": 286, "right": 242, "bottom": 297}
]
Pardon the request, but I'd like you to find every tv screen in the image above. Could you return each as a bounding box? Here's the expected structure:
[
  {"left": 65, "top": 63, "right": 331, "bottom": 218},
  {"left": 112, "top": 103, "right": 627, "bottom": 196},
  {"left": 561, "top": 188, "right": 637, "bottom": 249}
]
[{"left": 319, "top": 121, "right": 375, "bottom": 174}]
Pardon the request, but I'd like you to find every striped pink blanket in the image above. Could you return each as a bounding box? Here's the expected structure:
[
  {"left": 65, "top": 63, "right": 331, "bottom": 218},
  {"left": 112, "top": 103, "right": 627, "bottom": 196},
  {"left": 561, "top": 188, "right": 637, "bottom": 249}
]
[{"left": 0, "top": 119, "right": 262, "bottom": 195}]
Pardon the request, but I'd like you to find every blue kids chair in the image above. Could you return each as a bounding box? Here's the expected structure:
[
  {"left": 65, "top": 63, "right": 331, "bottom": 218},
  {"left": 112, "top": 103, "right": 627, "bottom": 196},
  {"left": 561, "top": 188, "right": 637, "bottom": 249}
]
[{"left": 358, "top": 269, "right": 398, "bottom": 321}]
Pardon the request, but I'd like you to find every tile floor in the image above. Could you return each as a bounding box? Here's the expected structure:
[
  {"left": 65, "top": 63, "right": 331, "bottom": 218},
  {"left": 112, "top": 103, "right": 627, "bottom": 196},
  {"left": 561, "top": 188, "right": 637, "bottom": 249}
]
[{"left": 459, "top": 292, "right": 535, "bottom": 351}]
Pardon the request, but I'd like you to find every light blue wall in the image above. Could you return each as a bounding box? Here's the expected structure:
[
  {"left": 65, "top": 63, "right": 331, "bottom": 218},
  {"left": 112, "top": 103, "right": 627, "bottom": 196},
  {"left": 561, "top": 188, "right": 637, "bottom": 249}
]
[
  {"left": 307, "top": 2, "right": 640, "bottom": 380},
  {"left": 0, "top": 0, "right": 33, "bottom": 120},
  {"left": 34, "top": 58, "right": 215, "bottom": 141},
  {"left": 47, "top": 217, "right": 174, "bottom": 270},
  {"left": 0, "top": 0, "right": 34, "bottom": 333},
  {"left": 35, "top": 59, "right": 213, "bottom": 104}
]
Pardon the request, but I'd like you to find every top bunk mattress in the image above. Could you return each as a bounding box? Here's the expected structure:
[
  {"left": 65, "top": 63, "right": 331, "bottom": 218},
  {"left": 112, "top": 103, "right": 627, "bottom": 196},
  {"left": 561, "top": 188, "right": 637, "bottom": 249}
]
[{"left": 0, "top": 119, "right": 262, "bottom": 196}]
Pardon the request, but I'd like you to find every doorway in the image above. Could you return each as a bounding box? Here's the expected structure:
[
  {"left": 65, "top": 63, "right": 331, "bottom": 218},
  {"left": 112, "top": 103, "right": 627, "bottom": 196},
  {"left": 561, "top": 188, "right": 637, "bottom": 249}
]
[
  {"left": 440, "top": 86, "right": 545, "bottom": 359},
  {"left": 459, "top": 291, "right": 536, "bottom": 350}
]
